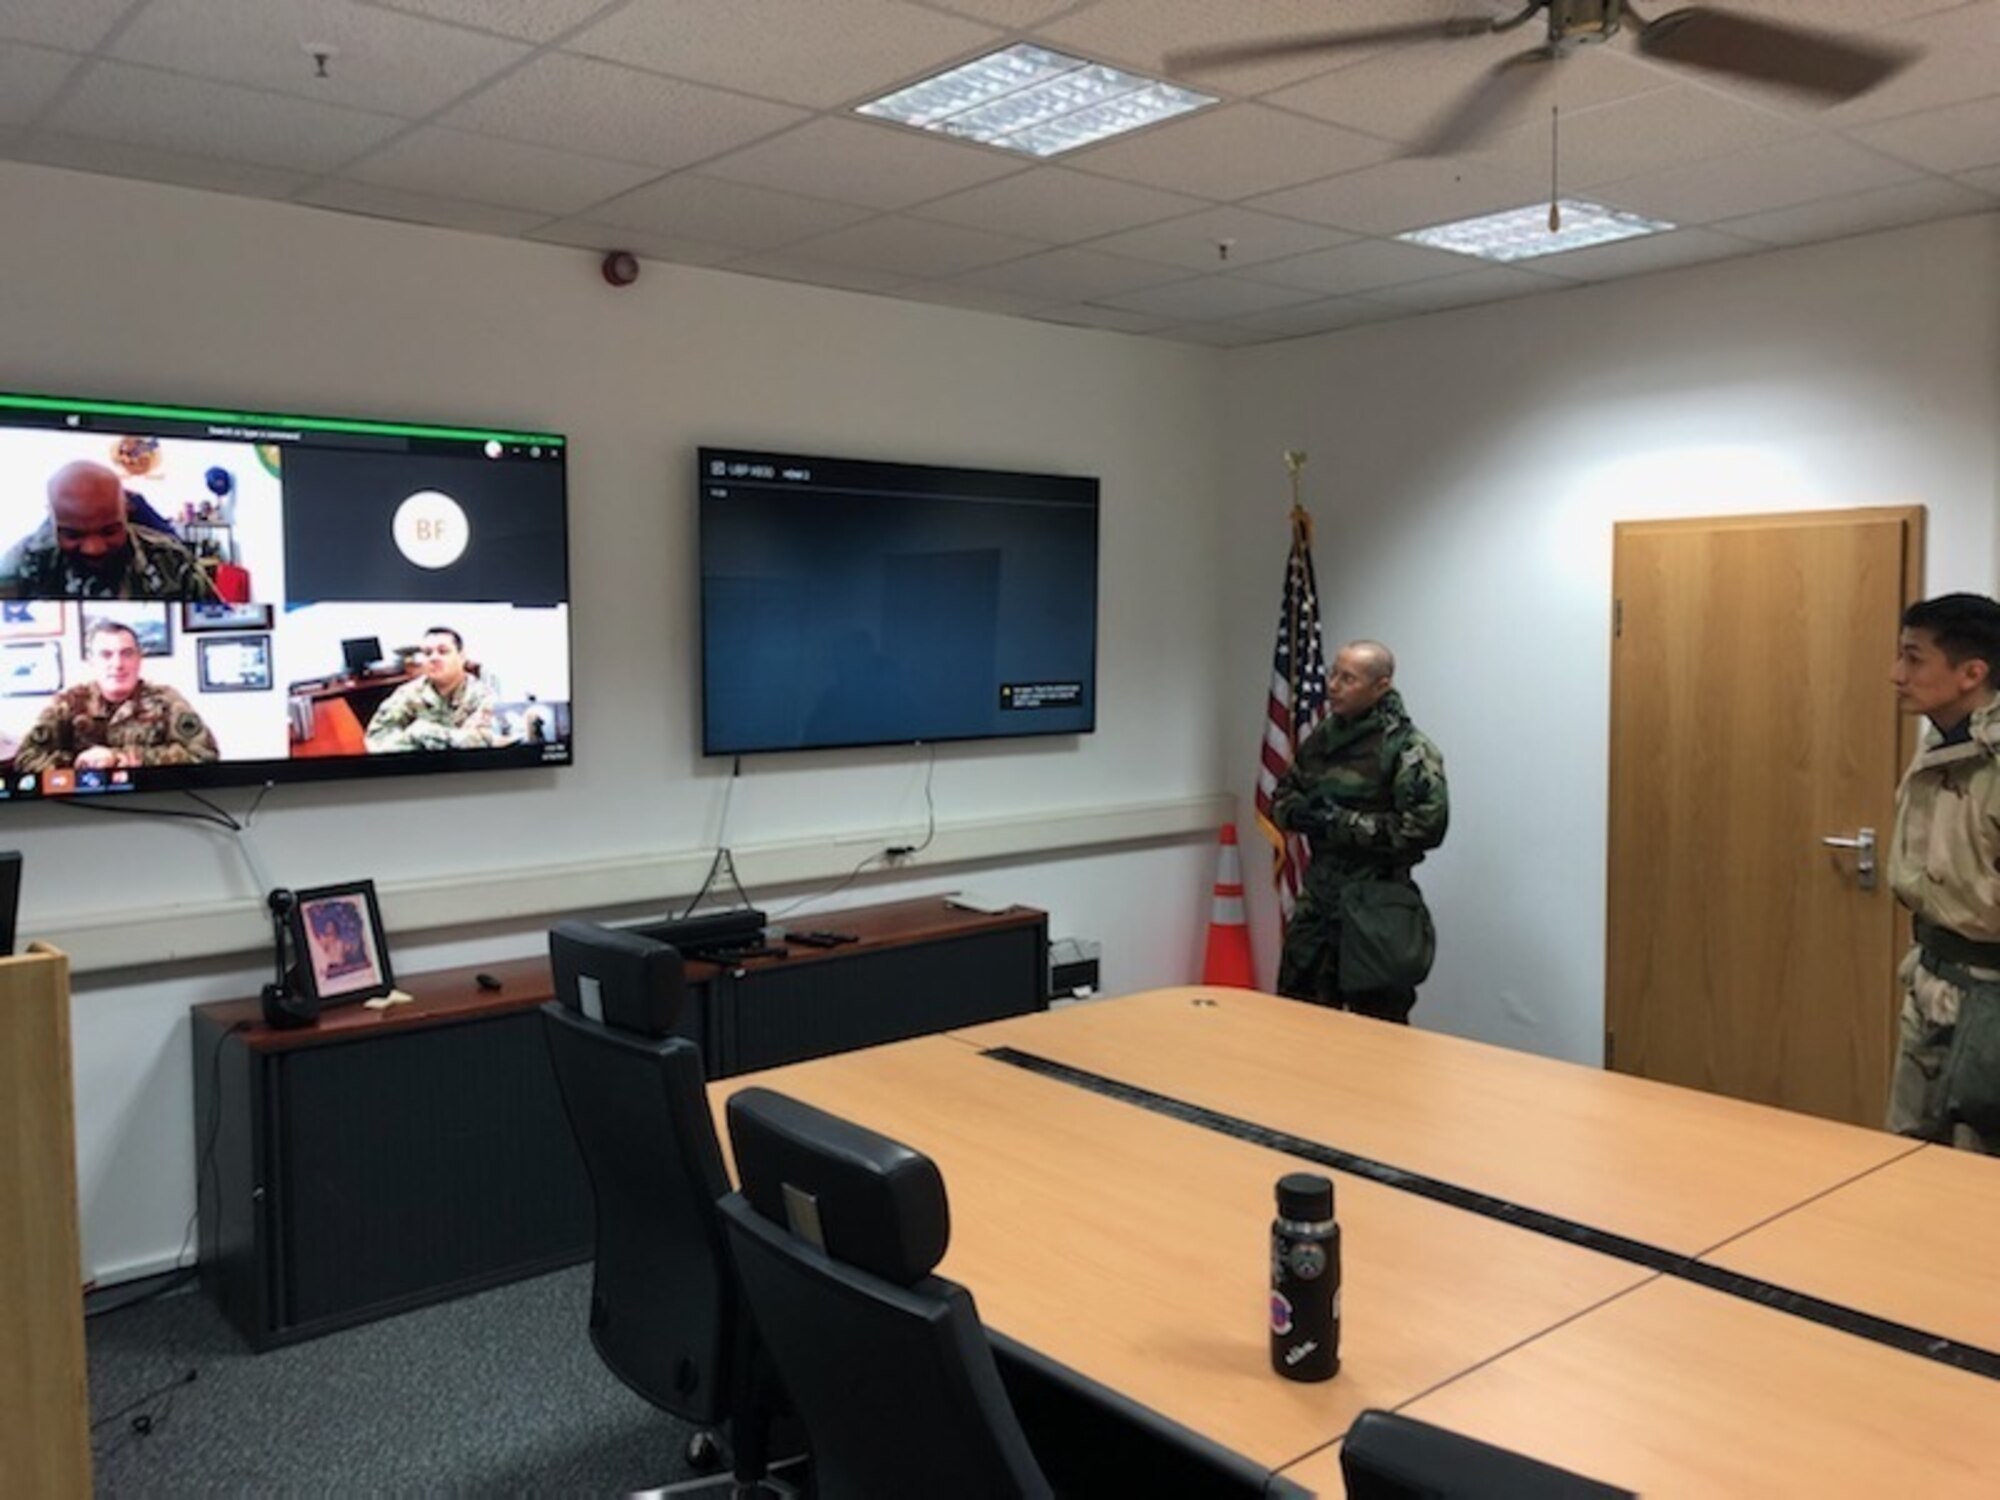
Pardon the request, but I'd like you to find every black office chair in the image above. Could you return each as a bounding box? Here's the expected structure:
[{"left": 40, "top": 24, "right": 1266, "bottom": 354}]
[
  {"left": 718, "top": 1087, "right": 1315, "bottom": 1500},
  {"left": 1340, "top": 1410, "right": 1635, "bottom": 1499},
  {"left": 540, "top": 920, "right": 772, "bottom": 1488}
]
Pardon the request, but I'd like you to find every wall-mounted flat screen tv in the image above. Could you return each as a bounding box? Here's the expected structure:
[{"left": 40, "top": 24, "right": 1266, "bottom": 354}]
[
  {"left": 0, "top": 390, "right": 572, "bottom": 803},
  {"left": 700, "top": 447, "right": 1098, "bottom": 755}
]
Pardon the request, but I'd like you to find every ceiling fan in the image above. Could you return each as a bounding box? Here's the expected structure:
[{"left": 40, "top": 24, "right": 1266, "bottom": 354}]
[{"left": 1165, "top": 1, "right": 1920, "bottom": 156}]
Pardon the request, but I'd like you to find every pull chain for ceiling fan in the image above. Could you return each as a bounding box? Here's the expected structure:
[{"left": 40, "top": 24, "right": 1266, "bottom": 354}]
[{"left": 1549, "top": 102, "right": 1561, "bottom": 232}]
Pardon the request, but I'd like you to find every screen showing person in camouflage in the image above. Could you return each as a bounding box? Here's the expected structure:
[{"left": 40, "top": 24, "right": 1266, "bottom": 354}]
[
  {"left": 0, "top": 460, "right": 217, "bottom": 601},
  {"left": 12, "top": 618, "right": 219, "bottom": 772},
  {"left": 1887, "top": 592, "right": 2000, "bottom": 1154},
  {"left": 1272, "top": 640, "right": 1448, "bottom": 1024},
  {"left": 364, "top": 626, "right": 498, "bottom": 753}
]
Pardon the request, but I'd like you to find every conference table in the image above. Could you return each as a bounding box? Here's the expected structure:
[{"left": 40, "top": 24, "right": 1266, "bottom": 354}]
[{"left": 708, "top": 986, "right": 2000, "bottom": 1496}]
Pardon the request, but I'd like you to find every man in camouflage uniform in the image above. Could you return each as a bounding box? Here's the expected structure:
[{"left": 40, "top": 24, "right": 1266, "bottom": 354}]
[
  {"left": 13, "top": 620, "right": 219, "bottom": 772},
  {"left": 1273, "top": 640, "right": 1448, "bottom": 1024},
  {"left": 0, "top": 460, "right": 216, "bottom": 600},
  {"left": 365, "top": 626, "right": 498, "bottom": 752},
  {"left": 1887, "top": 593, "right": 2000, "bottom": 1154}
]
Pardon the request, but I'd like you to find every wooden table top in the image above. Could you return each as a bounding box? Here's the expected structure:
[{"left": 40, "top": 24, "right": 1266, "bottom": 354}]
[
  {"left": 1285, "top": 1276, "right": 2000, "bottom": 1499},
  {"left": 955, "top": 987, "right": 1920, "bottom": 1256},
  {"left": 1704, "top": 1143, "right": 2000, "bottom": 1354},
  {"left": 709, "top": 1036, "right": 1649, "bottom": 1473}
]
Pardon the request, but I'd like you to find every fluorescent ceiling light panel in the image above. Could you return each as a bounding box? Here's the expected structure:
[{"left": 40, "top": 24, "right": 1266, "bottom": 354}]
[
  {"left": 858, "top": 44, "right": 1214, "bottom": 157},
  {"left": 1398, "top": 199, "right": 1675, "bottom": 262}
]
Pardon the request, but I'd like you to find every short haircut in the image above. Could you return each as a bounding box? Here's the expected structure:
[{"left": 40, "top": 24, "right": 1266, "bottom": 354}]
[
  {"left": 84, "top": 619, "right": 141, "bottom": 654},
  {"left": 1903, "top": 594, "right": 2000, "bottom": 681},
  {"left": 424, "top": 626, "right": 464, "bottom": 652}
]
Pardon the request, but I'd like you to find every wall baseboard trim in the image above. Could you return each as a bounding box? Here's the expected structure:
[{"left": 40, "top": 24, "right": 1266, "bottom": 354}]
[{"left": 49, "top": 793, "right": 1236, "bottom": 976}]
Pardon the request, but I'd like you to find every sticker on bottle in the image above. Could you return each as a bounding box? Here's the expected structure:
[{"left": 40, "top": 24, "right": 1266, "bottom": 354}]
[{"left": 1270, "top": 1291, "right": 1294, "bottom": 1335}]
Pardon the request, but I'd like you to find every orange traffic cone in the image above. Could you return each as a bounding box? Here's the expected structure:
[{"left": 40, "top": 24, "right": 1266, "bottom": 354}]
[{"left": 1201, "top": 824, "right": 1256, "bottom": 988}]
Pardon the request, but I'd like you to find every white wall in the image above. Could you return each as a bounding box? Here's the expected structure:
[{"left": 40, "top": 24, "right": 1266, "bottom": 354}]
[
  {"left": 0, "top": 163, "right": 1232, "bottom": 1282},
  {"left": 1222, "top": 214, "right": 2000, "bottom": 1065}
]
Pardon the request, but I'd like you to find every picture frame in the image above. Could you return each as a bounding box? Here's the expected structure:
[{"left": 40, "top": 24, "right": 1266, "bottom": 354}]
[
  {"left": 289, "top": 879, "right": 395, "bottom": 1006},
  {"left": 80, "top": 601, "right": 172, "bottom": 658},
  {"left": 0, "top": 600, "right": 67, "bottom": 641},
  {"left": 0, "top": 639, "right": 63, "bottom": 697},
  {"left": 182, "top": 601, "right": 274, "bottom": 634},
  {"left": 197, "top": 634, "right": 273, "bottom": 693}
]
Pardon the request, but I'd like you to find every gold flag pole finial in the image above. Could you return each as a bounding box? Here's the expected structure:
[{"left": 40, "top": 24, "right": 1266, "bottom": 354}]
[{"left": 1283, "top": 449, "right": 1310, "bottom": 542}]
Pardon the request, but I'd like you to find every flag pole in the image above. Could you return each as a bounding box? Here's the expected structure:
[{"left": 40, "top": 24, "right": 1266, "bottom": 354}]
[{"left": 1284, "top": 449, "right": 1310, "bottom": 543}]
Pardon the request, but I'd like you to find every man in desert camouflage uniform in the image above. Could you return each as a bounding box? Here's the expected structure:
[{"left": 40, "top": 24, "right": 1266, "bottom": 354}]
[
  {"left": 1887, "top": 593, "right": 2000, "bottom": 1154},
  {"left": 1273, "top": 640, "right": 1448, "bottom": 1024},
  {"left": 365, "top": 626, "right": 497, "bottom": 752},
  {"left": 0, "top": 460, "right": 216, "bottom": 600},
  {"left": 13, "top": 619, "right": 218, "bottom": 771}
]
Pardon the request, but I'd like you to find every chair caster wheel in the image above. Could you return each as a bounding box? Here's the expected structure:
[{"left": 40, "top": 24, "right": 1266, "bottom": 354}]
[{"left": 686, "top": 1429, "right": 724, "bottom": 1471}]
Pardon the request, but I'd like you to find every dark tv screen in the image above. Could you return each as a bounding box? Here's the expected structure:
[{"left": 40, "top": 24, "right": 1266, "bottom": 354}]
[
  {"left": 700, "top": 448, "right": 1098, "bottom": 755},
  {"left": 0, "top": 390, "right": 572, "bottom": 804}
]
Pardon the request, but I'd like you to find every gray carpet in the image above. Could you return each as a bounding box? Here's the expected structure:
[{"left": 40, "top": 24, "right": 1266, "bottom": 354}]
[{"left": 86, "top": 1266, "right": 711, "bottom": 1495}]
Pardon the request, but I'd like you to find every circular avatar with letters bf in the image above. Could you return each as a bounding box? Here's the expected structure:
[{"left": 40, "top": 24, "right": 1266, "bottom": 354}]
[{"left": 392, "top": 489, "right": 469, "bottom": 569}]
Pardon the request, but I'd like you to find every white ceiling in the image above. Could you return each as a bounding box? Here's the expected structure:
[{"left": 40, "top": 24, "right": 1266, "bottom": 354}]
[{"left": 4, "top": 0, "right": 1997, "bottom": 346}]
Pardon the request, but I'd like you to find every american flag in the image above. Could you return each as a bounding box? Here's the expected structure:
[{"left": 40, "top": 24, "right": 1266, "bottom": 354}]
[{"left": 1253, "top": 506, "right": 1329, "bottom": 927}]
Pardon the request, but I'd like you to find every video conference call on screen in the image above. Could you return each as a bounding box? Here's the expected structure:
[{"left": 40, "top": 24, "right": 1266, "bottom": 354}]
[
  {"left": 0, "top": 391, "right": 573, "bottom": 803},
  {"left": 699, "top": 447, "right": 1099, "bottom": 756}
]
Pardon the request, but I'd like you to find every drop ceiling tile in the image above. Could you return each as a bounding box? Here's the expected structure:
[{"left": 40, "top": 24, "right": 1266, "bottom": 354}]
[
  {"left": 1086, "top": 204, "right": 1355, "bottom": 269},
  {"left": 945, "top": 246, "right": 1185, "bottom": 300},
  {"left": 700, "top": 116, "right": 1021, "bottom": 209},
  {"left": 0, "top": 0, "right": 131, "bottom": 50},
  {"left": 1265, "top": 39, "right": 1667, "bottom": 146},
  {"left": 1596, "top": 133, "right": 1923, "bottom": 224},
  {"left": 296, "top": 178, "right": 555, "bottom": 236},
  {"left": 1160, "top": 321, "right": 1273, "bottom": 347},
  {"left": 442, "top": 52, "right": 804, "bottom": 169},
  {"left": 917, "top": 0, "right": 1076, "bottom": 24},
  {"left": 526, "top": 219, "right": 743, "bottom": 266},
  {"left": 780, "top": 214, "right": 1044, "bottom": 277},
  {"left": 1527, "top": 226, "right": 1762, "bottom": 282},
  {"left": 567, "top": 0, "right": 1001, "bottom": 108},
  {"left": 44, "top": 60, "right": 405, "bottom": 173},
  {"left": 589, "top": 173, "right": 875, "bottom": 249},
  {"left": 1240, "top": 235, "right": 1470, "bottom": 294},
  {"left": 0, "top": 41, "right": 79, "bottom": 126},
  {"left": 896, "top": 281, "right": 1054, "bottom": 316},
  {"left": 1717, "top": 176, "right": 1993, "bottom": 244},
  {"left": 1232, "top": 295, "right": 1406, "bottom": 337},
  {"left": 1248, "top": 156, "right": 1545, "bottom": 236},
  {"left": 1030, "top": 304, "right": 1178, "bottom": 335},
  {"left": 1469, "top": 85, "right": 1807, "bottom": 191},
  {"left": 358, "top": 0, "right": 619, "bottom": 43},
  {"left": 1096, "top": 274, "right": 1318, "bottom": 321},
  {"left": 1042, "top": 0, "right": 1436, "bottom": 97},
  {"left": 111, "top": 0, "right": 529, "bottom": 118},
  {"left": 344, "top": 125, "right": 659, "bottom": 214},
  {"left": 1067, "top": 103, "right": 1393, "bottom": 200},
  {"left": 910, "top": 167, "right": 1205, "bottom": 242},
  {"left": 1358, "top": 263, "right": 1568, "bottom": 311},
  {"left": 1960, "top": 163, "right": 2000, "bottom": 198},
  {"left": 723, "top": 250, "right": 916, "bottom": 294},
  {"left": 1791, "top": 5, "right": 2000, "bottom": 127},
  {"left": 7, "top": 129, "right": 312, "bottom": 197},
  {"left": 1850, "top": 95, "right": 2000, "bottom": 174}
]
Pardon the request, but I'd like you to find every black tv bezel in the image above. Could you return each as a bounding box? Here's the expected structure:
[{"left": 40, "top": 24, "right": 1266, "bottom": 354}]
[
  {"left": 0, "top": 388, "right": 575, "bottom": 805},
  {"left": 697, "top": 445, "right": 1100, "bottom": 758}
]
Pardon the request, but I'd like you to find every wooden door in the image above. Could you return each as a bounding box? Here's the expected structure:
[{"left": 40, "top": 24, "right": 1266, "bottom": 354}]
[{"left": 1605, "top": 509, "right": 1922, "bottom": 1126}]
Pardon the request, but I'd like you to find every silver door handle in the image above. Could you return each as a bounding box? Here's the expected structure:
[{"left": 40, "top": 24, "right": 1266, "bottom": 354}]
[{"left": 1820, "top": 827, "right": 1876, "bottom": 890}]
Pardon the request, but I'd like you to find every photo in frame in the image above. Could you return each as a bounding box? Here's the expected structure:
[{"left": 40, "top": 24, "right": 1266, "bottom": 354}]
[
  {"left": 1, "top": 639, "right": 63, "bottom": 696},
  {"left": 0, "top": 600, "right": 67, "bottom": 640},
  {"left": 289, "top": 880, "right": 395, "bottom": 1005},
  {"left": 80, "top": 601, "right": 172, "bottom": 658},
  {"left": 197, "top": 634, "right": 273, "bottom": 693},
  {"left": 182, "top": 601, "right": 274, "bottom": 634}
]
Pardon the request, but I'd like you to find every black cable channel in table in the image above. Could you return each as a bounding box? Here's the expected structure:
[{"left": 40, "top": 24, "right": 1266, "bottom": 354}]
[{"left": 982, "top": 1045, "right": 2000, "bottom": 1384}]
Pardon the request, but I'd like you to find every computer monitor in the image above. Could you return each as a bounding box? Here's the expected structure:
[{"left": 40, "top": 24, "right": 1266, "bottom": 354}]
[
  {"left": 341, "top": 636, "right": 384, "bottom": 674},
  {"left": 0, "top": 851, "right": 21, "bottom": 956}
]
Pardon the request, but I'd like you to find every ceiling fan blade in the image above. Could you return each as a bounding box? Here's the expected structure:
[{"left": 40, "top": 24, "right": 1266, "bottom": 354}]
[
  {"left": 1636, "top": 8, "right": 1918, "bottom": 101},
  {"left": 1409, "top": 49, "right": 1552, "bottom": 157},
  {"left": 1164, "top": 17, "right": 1496, "bottom": 76}
]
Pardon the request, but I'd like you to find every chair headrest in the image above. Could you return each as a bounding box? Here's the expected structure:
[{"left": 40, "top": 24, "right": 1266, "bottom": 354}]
[
  {"left": 726, "top": 1087, "right": 949, "bottom": 1286},
  {"left": 548, "top": 920, "right": 686, "bottom": 1038}
]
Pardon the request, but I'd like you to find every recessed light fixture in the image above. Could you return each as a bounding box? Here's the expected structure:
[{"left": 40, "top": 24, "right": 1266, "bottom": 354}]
[
  {"left": 1398, "top": 199, "right": 1675, "bottom": 262},
  {"left": 857, "top": 43, "right": 1215, "bottom": 158}
]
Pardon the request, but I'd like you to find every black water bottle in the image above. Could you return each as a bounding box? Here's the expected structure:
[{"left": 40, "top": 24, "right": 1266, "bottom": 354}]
[{"left": 1270, "top": 1172, "right": 1340, "bottom": 1381}]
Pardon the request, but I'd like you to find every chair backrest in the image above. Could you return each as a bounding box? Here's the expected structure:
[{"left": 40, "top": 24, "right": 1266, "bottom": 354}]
[
  {"left": 1340, "top": 1410, "right": 1635, "bottom": 1499},
  {"left": 719, "top": 1087, "right": 1052, "bottom": 1500},
  {"left": 540, "top": 920, "right": 733, "bottom": 1424}
]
